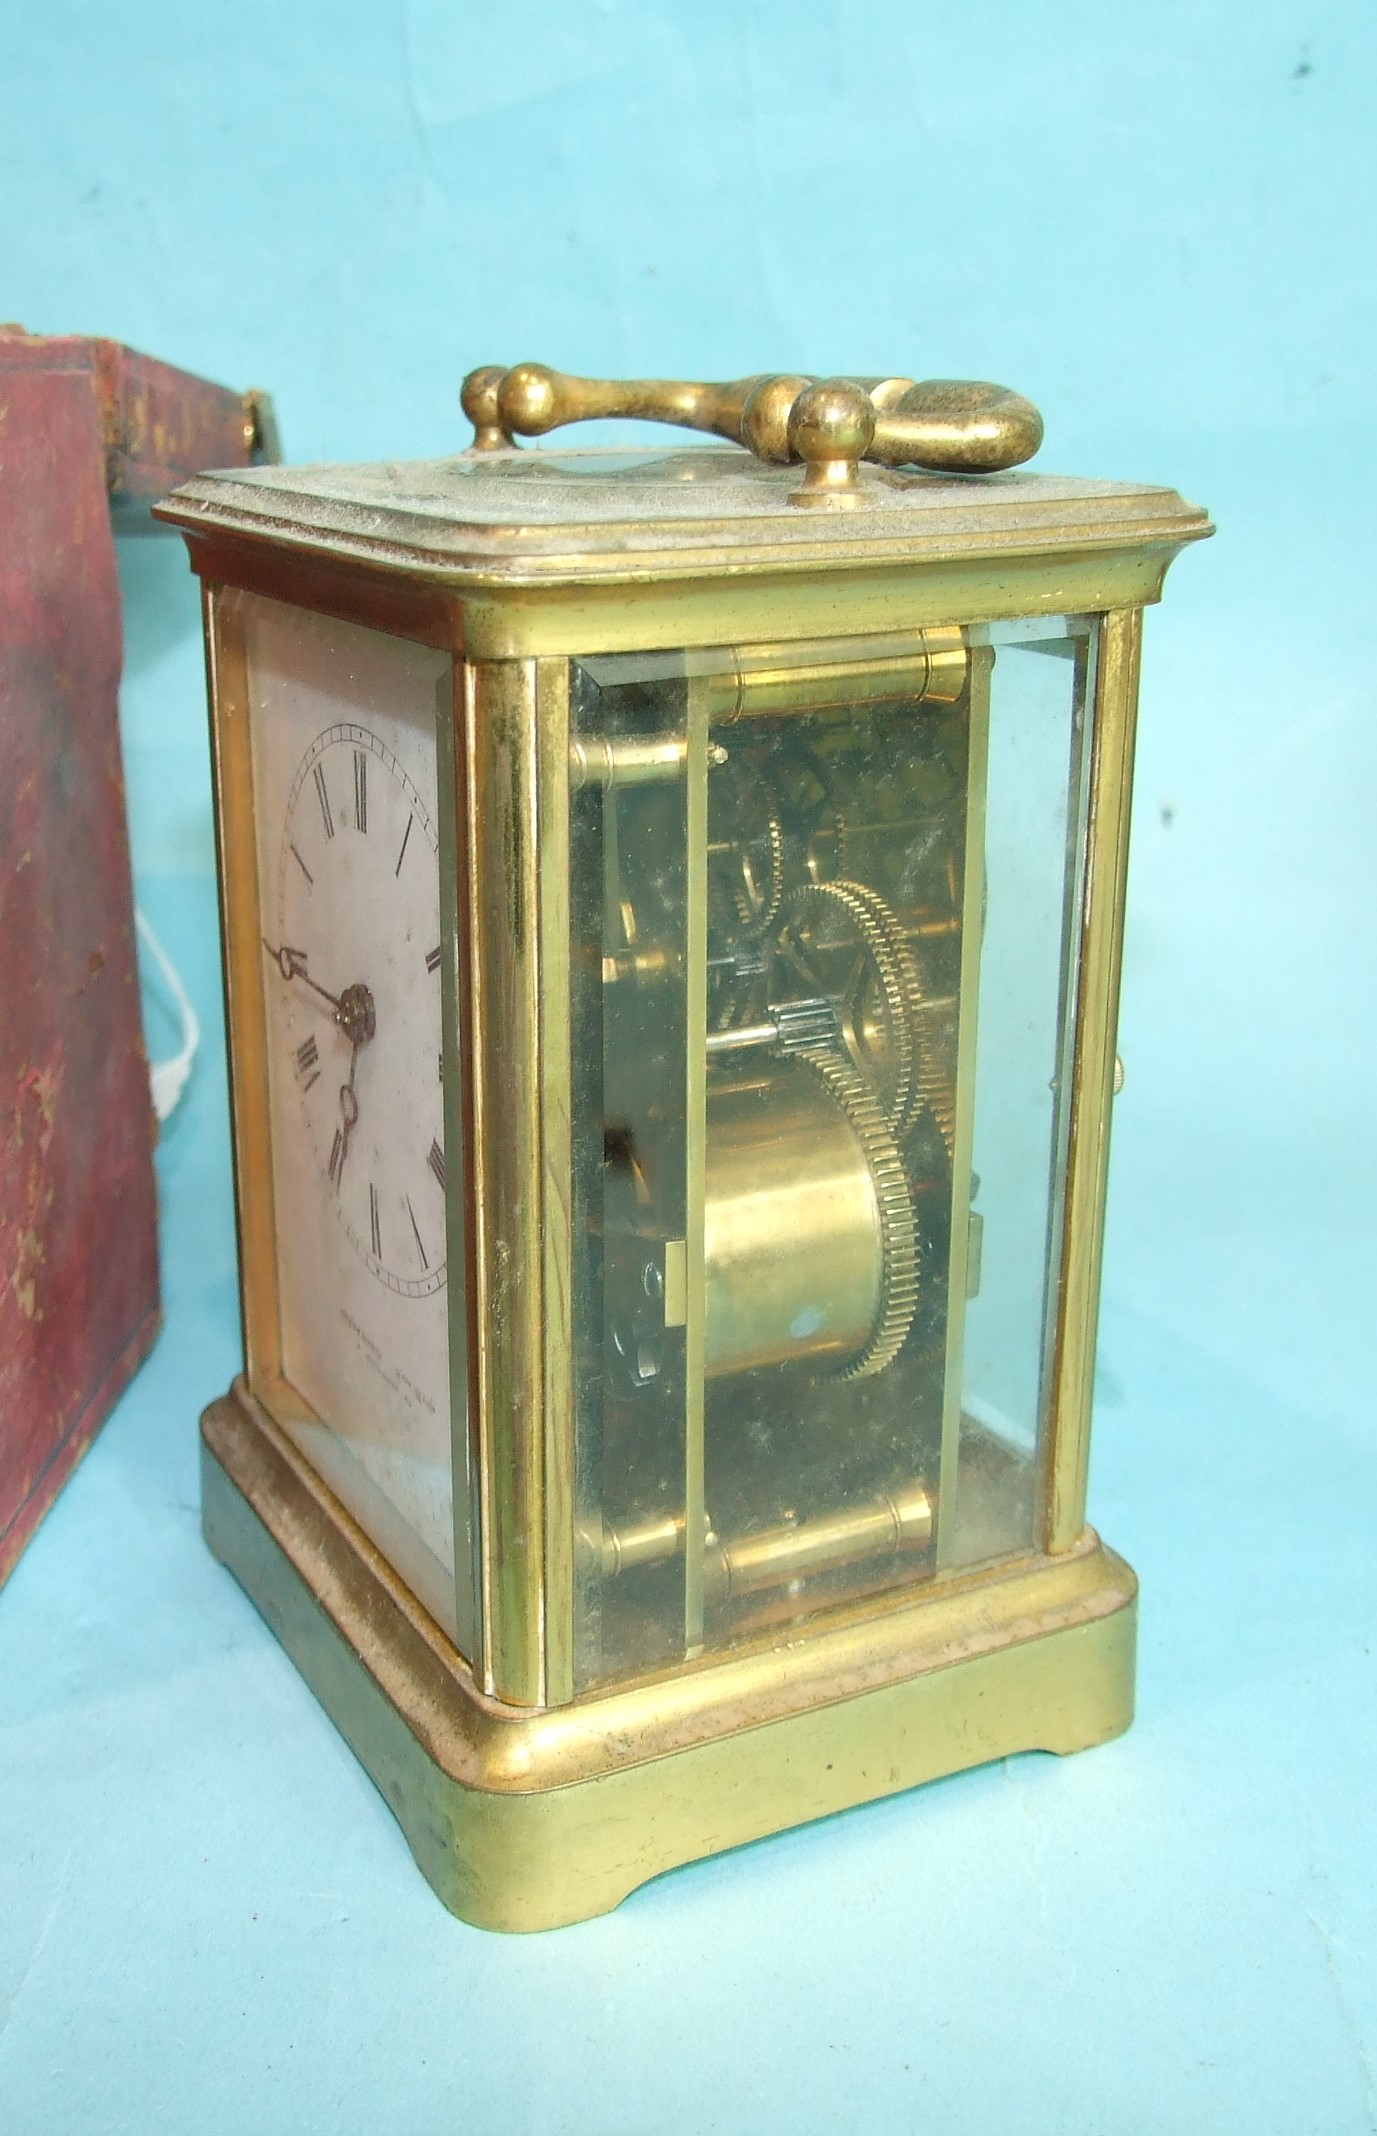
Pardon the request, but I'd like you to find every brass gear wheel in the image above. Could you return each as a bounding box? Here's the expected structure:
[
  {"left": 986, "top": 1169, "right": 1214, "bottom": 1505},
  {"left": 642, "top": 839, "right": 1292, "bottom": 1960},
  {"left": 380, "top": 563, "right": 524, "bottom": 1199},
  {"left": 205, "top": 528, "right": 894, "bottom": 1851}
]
[
  {"left": 783, "top": 878, "right": 930, "bottom": 1143},
  {"left": 909, "top": 977, "right": 957, "bottom": 1158},
  {"left": 794, "top": 1046, "right": 922, "bottom": 1380},
  {"left": 730, "top": 810, "right": 785, "bottom": 937}
]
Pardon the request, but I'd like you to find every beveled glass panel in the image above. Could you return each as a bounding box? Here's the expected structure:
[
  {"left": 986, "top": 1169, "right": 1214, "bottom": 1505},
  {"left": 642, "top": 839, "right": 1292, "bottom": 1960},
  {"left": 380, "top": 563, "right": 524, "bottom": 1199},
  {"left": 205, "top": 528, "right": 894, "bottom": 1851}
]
[
  {"left": 565, "top": 621, "right": 1094, "bottom": 1690},
  {"left": 949, "top": 619, "right": 1095, "bottom": 1566},
  {"left": 231, "top": 590, "right": 472, "bottom": 1649},
  {"left": 567, "top": 656, "right": 693, "bottom": 1687}
]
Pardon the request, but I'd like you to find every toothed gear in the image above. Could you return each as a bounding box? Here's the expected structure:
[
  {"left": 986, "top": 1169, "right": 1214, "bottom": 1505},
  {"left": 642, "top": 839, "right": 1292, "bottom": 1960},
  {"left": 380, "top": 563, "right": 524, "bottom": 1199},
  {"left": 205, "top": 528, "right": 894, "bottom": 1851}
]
[
  {"left": 828, "top": 876, "right": 935, "bottom": 1145},
  {"left": 793, "top": 1046, "right": 922, "bottom": 1380},
  {"left": 730, "top": 811, "right": 785, "bottom": 938},
  {"left": 771, "top": 994, "right": 843, "bottom": 1054},
  {"left": 783, "top": 878, "right": 929, "bottom": 1142},
  {"left": 909, "top": 981, "right": 958, "bottom": 1158}
]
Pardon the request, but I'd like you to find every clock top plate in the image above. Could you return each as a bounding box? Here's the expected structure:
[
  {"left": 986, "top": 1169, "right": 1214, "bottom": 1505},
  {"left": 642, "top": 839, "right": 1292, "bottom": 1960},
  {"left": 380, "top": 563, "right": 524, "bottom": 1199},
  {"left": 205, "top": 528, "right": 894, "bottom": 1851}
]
[{"left": 157, "top": 444, "right": 1212, "bottom": 590}]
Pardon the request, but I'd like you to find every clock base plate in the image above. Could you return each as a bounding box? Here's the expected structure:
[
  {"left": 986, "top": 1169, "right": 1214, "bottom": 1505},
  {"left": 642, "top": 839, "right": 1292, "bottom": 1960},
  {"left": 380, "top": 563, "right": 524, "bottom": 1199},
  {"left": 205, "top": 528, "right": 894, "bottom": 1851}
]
[{"left": 201, "top": 1380, "right": 1137, "bottom": 1932}]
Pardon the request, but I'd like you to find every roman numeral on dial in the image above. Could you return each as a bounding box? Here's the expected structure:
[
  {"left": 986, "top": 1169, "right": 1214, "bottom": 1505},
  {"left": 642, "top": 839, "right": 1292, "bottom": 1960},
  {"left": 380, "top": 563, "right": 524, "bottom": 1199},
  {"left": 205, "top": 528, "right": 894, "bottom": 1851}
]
[
  {"left": 295, "top": 1033, "right": 320, "bottom": 1091},
  {"left": 313, "top": 763, "right": 334, "bottom": 840},
  {"left": 369, "top": 1181, "right": 382, "bottom": 1260},
  {"left": 354, "top": 749, "right": 368, "bottom": 834},
  {"left": 427, "top": 1138, "right": 446, "bottom": 1191}
]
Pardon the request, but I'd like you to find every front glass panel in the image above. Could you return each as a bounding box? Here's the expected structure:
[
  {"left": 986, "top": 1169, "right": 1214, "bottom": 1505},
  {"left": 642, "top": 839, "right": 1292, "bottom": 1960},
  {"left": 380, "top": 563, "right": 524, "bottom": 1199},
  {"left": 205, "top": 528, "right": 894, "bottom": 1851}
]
[
  {"left": 566, "top": 619, "right": 1095, "bottom": 1690},
  {"left": 230, "top": 590, "right": 471, "bottom": 1648}
]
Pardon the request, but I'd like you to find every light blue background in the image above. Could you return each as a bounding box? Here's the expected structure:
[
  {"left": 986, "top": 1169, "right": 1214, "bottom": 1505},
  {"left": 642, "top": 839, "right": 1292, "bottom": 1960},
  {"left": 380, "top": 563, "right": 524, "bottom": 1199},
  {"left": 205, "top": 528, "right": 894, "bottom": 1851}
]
[{"left": 3, "top": 3, "right": 1375, "bottom": 2129}]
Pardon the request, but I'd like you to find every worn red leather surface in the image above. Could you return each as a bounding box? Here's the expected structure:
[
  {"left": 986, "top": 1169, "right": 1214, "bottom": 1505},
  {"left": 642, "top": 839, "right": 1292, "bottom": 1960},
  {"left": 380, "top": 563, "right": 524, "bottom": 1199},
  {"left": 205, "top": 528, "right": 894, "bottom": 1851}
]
[
  {"left": 0, "top": 332, "right": 262, "bottom": 1585},
  {"left": 90, "top": 337, "right": 256, "bottom": 507}
]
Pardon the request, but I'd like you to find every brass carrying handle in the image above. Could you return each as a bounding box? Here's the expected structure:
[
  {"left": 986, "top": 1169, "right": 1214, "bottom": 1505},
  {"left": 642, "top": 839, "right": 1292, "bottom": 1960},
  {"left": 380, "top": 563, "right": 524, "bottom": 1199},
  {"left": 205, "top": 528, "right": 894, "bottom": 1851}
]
[{"left": 461, "top": 362, "right": 1043, "bottom": 506}]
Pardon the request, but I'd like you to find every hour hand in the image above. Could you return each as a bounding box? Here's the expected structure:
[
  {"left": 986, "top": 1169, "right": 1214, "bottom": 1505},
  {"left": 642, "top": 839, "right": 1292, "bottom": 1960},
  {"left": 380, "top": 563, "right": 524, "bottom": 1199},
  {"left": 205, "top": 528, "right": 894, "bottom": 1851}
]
[{"left": 261, "top": 937, "right": 342, "bottom": 1012}]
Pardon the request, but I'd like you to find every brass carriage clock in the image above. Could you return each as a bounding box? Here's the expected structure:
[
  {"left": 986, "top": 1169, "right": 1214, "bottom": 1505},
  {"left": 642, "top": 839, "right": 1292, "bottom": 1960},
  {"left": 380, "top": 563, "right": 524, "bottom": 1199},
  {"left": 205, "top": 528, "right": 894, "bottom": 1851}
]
[{"left": 158, "top": 366, "right": 1210, "bottom": 1930}]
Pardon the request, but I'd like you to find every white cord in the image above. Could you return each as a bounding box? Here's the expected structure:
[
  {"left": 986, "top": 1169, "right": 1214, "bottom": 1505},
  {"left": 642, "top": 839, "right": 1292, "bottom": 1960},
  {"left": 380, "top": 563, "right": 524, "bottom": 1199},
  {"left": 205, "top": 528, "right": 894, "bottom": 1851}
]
[{"left": 135, "top": 907, "right": 201, "bottom": 1122}]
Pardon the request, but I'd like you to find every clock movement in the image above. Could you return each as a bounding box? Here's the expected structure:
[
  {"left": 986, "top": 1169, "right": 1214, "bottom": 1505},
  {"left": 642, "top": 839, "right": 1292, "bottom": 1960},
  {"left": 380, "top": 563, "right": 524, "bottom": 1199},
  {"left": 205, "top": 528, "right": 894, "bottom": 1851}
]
[{"left": 158, "top": 365, "right": 1210, "bottom": 1929}]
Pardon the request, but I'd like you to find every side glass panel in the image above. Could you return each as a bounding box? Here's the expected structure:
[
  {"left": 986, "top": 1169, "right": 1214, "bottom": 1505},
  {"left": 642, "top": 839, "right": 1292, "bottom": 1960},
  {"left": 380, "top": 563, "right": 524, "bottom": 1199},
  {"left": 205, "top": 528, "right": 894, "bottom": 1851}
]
[
  {"left": 230, "top": 589, "right": 473, "bottom": 1651},
  {"left": 566, "top": 621, "right": 1094, "bottom": 1690},
  {"left": 568, "top": 660, "right": 692, "bottom": 1687},
  {"left": 952, "top": 620, "right": 1094, "bottom": 1566}
]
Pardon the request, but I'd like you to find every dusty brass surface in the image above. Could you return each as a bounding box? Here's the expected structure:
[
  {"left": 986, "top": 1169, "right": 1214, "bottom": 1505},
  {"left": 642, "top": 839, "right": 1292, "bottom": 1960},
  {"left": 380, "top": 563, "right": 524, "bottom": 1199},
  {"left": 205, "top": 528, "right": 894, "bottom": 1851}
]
[
  {"left": 204, "top": 586, "right": 283, "bottom": 1391},
  {"left": 436, "top": 661, "right": 481, "bottom": 1662},
  {"left": 159, "top": 460, "right": 1212, "bottom": 667},
  {"left": 462, "top": 363, "right": 1044, "bottom": 505},
  {"left": 454, "top": 550, "right": 1188, "bottom": 662},
  {"left": 535, "top": 657, "right": 577, "bottom": 1704},
  {"left": 464, "top": 657, "right": 550, "bottom": 1702},
  {"left": 202, "top": 1380, "right": 1137, "bottom": 1931},
  {"left": 1045, "top": 608, "right": 1143, "bottom": 1553}
]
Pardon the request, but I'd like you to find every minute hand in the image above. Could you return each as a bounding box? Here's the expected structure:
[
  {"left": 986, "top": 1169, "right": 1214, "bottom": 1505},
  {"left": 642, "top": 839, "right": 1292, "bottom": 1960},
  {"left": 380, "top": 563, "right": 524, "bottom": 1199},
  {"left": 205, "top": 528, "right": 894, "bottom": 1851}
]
[{"left": 329, "top": 1039, "right": 362, "bottom": 1190}]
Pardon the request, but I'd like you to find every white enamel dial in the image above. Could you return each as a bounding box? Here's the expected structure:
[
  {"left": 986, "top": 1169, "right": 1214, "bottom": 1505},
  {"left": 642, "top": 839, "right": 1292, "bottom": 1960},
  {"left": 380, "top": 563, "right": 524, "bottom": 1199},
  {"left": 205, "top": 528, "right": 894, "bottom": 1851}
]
[{"left": 272, "top": 720, "right": 446, "bottom": 1300}]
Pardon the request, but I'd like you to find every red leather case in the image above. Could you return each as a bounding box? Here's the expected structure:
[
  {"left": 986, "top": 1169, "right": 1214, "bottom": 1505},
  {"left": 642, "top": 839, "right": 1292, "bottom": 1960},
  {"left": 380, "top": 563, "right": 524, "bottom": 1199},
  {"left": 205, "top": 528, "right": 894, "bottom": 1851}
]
[{"left": 0, "top": 330, "right": 269, "bottom": 1586}]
